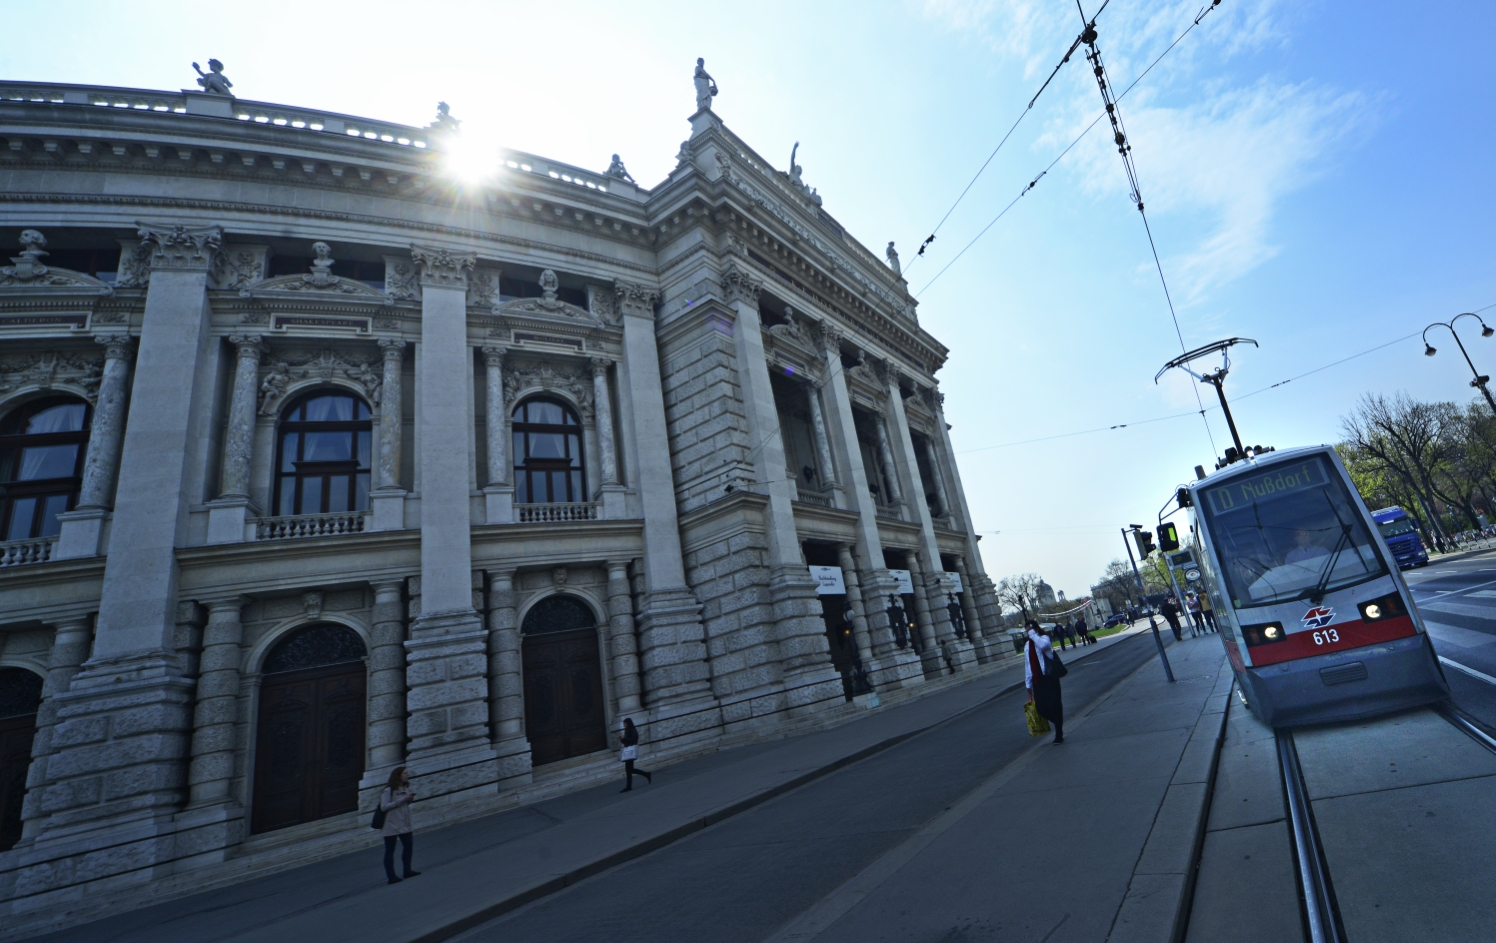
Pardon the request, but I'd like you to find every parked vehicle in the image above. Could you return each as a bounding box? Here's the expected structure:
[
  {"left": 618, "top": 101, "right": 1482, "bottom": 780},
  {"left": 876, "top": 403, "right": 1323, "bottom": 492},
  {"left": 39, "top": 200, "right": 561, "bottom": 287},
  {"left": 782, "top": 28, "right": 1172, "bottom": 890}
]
[{"left": 1371, "top": 506, "right": 1430, "bottom": 569}]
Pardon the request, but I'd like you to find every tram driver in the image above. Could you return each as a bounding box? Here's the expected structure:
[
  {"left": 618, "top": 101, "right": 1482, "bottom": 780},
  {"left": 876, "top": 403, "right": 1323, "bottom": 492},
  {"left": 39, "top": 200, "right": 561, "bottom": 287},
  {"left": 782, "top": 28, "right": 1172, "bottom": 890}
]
[{"left": 1285, "top": 525, "right": 1332, "bottom": 565}]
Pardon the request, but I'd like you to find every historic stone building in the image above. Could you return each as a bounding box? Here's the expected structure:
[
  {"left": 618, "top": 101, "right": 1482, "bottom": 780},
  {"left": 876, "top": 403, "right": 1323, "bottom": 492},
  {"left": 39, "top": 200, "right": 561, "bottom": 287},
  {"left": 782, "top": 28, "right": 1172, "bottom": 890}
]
[{"left": 0, "top": 63, "right": 1004, "bottom": 924}]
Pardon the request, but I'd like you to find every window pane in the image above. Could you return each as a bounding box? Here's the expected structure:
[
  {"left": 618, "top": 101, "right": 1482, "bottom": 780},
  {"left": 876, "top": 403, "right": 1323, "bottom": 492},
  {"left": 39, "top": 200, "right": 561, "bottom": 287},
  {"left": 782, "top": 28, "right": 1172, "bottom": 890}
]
[
  {"left": 286, "top": 403, "right": 302, "bottom": 422},
  {"left": 567, "top": 434, "right": 581, "bottom": 465},
  {"left": 280, "top": 433, "right": 299, "bottom": 471},
  {"left": 300, "top": 477, "right": 322, "bottom": 514},
  {"left": 530, "top": 432, "right": 565, "bottom": 459},
  {"left": 356, "top": 400, "right": 371, "bottom": 420},
  {"left": 302, "top": 431, "right": 352, "bottom": 462},
  {"left": 0, "top": 447, "right": 16, "bottom": 483},
  {"left": 514, "top": 431, "right": 525, "bottom": 460},
  {"left": 39, "top": 494, "right": 69, "bottom": 537},
  {"left": 515, "top": 474, "right": 529, "bottom": 504},
  {"left": 279, "top": 479, "right": 296, "bottom": 516},
  {"left": 552, "top": 471, "right": 568, "bottom": 502},
  {"left": 24, "top": 403, "right": 87, "bottom": 434},
  {"left": 305, "top": 395, "right": 354, "bottom": 422},
  {"left": 357, "top": 431, "right": 370, "bottom": 468},
  {"left": 564, "top": 410, "right": 577, "bottom": 426},
  {"left": 18, "top": 444, "right": 79, "bottom": 480},
  {"left": 329, "top": 475, "right": 349, "bottom": 512},
  {"left": 6, "top": 497, "right": 36, "bottom": 541},
  {"left": 512, "top": 403, "right": 527, "bottom": 423},
  {"left": 355, "top": 472, "right": 370, "bottom": 511},
  {"left": 570, "top": 471, "right": 582, "bottom": 502},
  {"left": 529, "top": 401, "right": 564, "bottom": 425}
]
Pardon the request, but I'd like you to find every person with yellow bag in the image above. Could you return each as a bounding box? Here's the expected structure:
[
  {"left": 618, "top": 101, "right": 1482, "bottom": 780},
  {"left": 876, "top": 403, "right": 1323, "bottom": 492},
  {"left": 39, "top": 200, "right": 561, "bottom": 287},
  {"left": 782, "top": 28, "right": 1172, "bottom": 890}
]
[{"left": 1024, "top": 621, "right": 1066, "bottom": 743}]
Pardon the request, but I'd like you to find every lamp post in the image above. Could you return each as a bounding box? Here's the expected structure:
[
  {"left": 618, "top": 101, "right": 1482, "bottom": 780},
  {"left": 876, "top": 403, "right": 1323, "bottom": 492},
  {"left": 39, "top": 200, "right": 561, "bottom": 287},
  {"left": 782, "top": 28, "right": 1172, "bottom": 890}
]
[
  {"left": 1122, "top": 525, "right": 1175, "bottom": 682},
  {"left": 1424, "top": 313, "right": 1496, "bottom": 415}
]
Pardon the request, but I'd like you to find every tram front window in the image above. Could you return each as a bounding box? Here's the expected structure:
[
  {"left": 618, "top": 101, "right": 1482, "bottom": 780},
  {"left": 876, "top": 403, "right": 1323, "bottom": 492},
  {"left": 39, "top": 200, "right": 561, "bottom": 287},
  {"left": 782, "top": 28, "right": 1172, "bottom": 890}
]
[{"left": 1200, "top": 455, "right": 1389, "bottom": 608}]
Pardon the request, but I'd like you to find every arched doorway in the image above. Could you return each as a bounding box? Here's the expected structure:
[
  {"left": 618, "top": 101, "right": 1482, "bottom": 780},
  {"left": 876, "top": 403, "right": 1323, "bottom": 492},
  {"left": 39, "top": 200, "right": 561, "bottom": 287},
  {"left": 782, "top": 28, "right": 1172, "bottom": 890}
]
[
  {"left": 0, "top": 666, "right": 44, "bottom": 851},
  {"left": 522, "top": 595, "right": 607, "bottom": 766},
  {"left": 252, "top": 624, "right": 367, "bottom": 834}
]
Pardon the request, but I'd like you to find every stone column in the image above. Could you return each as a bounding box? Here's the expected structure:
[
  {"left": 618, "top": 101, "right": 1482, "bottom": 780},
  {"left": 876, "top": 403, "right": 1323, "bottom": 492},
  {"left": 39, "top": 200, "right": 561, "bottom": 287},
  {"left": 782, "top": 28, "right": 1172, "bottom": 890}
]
[
  {"left": 807, "top": 383, "right": 837, "bottom": 490},
  {"left": 55, "top": 336, "right": 134, "bottom": 559},
  {"left": 886, "top": 372, "right": 975, "bottom": 673},
  {"left": 205, "top": 335, "right": 263, "bottom": 544},
  {"left": 607, "top": 561, "right": 643, "bottom": 717},
  {"left": 955, "top": 557, "right": 992, "bottom": 663},
  {"left": 721, "top": 265, "right": 841, "bottom": 714},
  {"left": 24, "top": 225, "right": 215, "bottom": 869},
  {"left": 614, "top": 281, "right": 721, "bottom": 740},
  {"left": 836, "top": 544, "right": 873, "bottom": 667},
  {"left": 922, "top": 429, "right": 953, "bottom": 520},
  {"left": 485, "top": 568, "right": 532, "bottom": 786},
  {"left": 404, "top": 245, "right": 498, "bottom": 802},
  {"left": 184, "top": 599, "right": 245, "bottom": 809},
  {"left": 873, "top": 418, "right": 904, "bottom": 509},
  {"left": 18, "top": 616, "right": 93, "bottom": 841},
  {"left": 480, "top": 345, "right": 515, "bottom": 525},
  {"left": 928, "top": 389, "right": 1001, "bottom": 640},
  {"left": 907, "top": 552, "right": 943, "bottom": 676},
  {"left": 369, "top": 339, "right": 407, "bottom": 532},
  {"left": 811, "top": 322, "right": 922, "bottom": 689},
  {"left": 366, "top": 582, "right": 407, "bottom": 771},
  {"left": 592, "top": 358, "right": 626, "bottom": 519}
]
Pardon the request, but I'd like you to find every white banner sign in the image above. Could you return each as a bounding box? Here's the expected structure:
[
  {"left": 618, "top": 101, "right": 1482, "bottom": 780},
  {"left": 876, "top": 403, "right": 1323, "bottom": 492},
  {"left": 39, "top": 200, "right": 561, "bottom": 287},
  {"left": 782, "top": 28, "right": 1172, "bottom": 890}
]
[
  {"left": 807, "top": 566, "right": 846, "bottom": 595},
  {"left": 944, "top": 571, "right": 964, "bottom": 594},
  {"left": 888, "top": 568, "right": 914, "bottom": 595}
]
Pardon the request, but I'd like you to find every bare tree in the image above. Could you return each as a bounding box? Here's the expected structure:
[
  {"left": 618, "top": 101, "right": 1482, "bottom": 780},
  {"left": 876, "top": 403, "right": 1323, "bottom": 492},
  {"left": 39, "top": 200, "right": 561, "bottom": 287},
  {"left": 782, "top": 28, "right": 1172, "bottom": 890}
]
[
  {"left": 996, "top": 573, "right": 1043, "bottom": 622},
  {"left": 1341, "top": 392, "right": 1458, "bottom": 538}
]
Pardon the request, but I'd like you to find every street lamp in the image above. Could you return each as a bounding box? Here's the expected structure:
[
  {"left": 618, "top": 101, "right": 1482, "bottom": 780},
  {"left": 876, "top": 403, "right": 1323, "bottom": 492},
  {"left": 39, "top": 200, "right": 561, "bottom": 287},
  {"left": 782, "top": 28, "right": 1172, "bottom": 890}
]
[{"left": 1424, "top": 313, "right": 1496, "bottom": 415}]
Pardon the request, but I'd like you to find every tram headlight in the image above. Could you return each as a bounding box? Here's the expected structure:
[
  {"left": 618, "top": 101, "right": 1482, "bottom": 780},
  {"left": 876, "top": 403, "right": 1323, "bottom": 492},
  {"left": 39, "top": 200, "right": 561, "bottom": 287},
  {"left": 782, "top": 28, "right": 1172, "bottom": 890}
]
[
  {"left": 1241, "top": 621, "right": 1286, "bottom": 646},
  {"left": 1358, "top": 594, "right": 1407, "bottom": 622}
]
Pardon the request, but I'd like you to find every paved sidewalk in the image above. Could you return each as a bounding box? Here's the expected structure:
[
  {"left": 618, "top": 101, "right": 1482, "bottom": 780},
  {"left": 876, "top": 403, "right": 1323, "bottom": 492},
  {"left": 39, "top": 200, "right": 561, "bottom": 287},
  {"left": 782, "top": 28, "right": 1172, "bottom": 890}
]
[{"left": 24, "top": 626, "right": 1153, "bottom": 943}]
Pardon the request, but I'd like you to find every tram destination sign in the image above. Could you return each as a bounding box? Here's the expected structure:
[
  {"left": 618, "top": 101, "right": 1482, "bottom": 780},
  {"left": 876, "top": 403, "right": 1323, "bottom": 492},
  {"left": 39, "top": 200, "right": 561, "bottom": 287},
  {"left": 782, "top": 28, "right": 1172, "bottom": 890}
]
[{"left": 1204, "top": 459, "right": 1326, "bottom": 515}]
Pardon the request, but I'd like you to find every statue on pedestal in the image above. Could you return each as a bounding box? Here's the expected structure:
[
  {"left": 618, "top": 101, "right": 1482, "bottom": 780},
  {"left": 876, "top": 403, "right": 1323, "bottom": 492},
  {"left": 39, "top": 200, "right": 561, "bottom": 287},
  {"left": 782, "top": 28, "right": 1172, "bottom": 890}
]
[
  {"left": 192, "top": 59, "right": 233, "bottom": 96},
  {"left": 886, "top": 241, "right": 902, "bottom": 277},
  {"left": 429, "top": 102, "right": 461, "bottom": 134},
  {"left": 605, "top": 154, "right": 635, "bottom": 184},
  {"left": 787, "top": 142, "right": 824, "bottom": 207},
  {"left": 694, "top": 58, "right": 718, "bottom": 112}
]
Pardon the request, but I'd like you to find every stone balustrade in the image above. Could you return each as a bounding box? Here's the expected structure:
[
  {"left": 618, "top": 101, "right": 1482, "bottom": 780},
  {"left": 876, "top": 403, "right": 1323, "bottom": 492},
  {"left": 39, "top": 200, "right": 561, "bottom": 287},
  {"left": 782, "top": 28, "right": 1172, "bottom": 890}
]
[
  {"left": 0, "top": 535, "right": 57, "bottom": 567},
  {"left": 253, "top": 511, "right": 368, "bottom": 540},
  {"left": 515, "top": 502, "right": 600, "bottom": 523},
  {"left": 795, "top": 490, "right": 835, "bottom": 509}
]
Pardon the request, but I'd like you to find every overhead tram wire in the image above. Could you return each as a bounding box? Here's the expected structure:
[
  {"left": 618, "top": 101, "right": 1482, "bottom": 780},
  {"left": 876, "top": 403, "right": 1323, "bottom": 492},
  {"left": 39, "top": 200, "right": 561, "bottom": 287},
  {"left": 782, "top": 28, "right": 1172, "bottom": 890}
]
[
  {"left": 915, "top": 0, "right": 1226, "bottom": 298},
  {"left": 1077, "top": 0, "right": 1220, "bottom": 455},
  {"left": 903, "top": 1, "right": 1112, "bottom": 277}
]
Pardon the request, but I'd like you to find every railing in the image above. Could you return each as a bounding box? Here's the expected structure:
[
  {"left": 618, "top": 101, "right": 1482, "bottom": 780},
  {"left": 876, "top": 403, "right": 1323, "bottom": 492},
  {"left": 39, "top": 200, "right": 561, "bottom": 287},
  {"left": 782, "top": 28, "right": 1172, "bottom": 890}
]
[
  {"left": 0, "top": 536, "right": 56, "bottom": 567},
  {"left": 795, "top": 490, "right": 836, "bottom": 509},
  {"left": 254, "top": 511, "right": 368, "bottom": 540},
  {"left": 516, "top": 503, "right": 599, "bottom": 523}
]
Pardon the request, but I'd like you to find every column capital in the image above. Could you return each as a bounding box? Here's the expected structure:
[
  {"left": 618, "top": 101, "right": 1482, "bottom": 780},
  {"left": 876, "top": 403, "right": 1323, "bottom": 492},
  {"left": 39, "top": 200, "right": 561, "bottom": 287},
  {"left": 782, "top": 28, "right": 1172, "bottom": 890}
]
[
  {"left": 721, "top": 262, "right": 761, "bottom": 306},
  {"left": 135, "top": 222, "right": 223, "bottom": 273},
  {"left": 203, "top": 595, "right": 250, "bottom": 615},
  {"left": 227, "top": 334, "right": 264, "bottom": 358},
  {"left": 410, "top": 244, "right": 476, "bottom": 290},
  {"left": 380, "top": 336, "right": 408, "bottom": 359},
  {"left": 810, "top": 319, "right": 844, "bottom": 355},
  {"left": 613, "top": 280, "right": 660, "bottom": 319},
  {"left": 589, "top": 356, "right": 612, "bottom": 376},
  {"left": 93, "top": 333, "right": 135, "bottom": 361},
  {"left": 481, "top": 344, "right": 507, "bottom": 367}
]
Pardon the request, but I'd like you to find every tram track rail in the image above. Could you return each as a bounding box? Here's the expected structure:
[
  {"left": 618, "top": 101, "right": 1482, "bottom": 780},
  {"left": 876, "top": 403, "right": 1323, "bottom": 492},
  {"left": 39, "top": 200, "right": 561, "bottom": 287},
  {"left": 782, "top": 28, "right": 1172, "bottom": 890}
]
[{"left": 1276, "top": 728, "right": 1347, "bottom": 943}]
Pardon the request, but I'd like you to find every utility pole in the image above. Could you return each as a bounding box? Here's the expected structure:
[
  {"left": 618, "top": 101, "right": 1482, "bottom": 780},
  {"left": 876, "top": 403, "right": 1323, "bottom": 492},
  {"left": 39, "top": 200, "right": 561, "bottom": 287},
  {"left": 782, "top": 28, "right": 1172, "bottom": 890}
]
[{"left": 1123, "top": 526, "right": 1175, "bottom": 682}]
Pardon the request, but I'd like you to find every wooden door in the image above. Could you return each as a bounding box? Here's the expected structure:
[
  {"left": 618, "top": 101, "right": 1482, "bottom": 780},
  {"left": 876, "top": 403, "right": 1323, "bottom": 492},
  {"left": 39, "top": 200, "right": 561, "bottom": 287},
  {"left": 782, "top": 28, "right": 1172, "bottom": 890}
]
[
  {"left": 523, "top": 627, "right": 607, "bottom": 767},
  {"left": 0, "top": 712, "right": 37, "bottom": 851},
  {"left": 252, "top": 663, "right": 366, "bottom": 834}
]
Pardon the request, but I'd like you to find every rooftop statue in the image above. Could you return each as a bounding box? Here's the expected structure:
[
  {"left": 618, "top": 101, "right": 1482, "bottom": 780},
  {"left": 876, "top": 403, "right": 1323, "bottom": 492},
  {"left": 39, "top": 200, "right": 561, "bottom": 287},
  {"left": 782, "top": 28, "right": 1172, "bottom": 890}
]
[
  {"left": 886, "top": 241, "right": 901, "bottom": 277},
  {"left": 787, "top": 142, "right": 824, "bottom": 207},
  {"left": 192, "top": 59, "right": 233, "bottom": 96},
  {"left": 694, "top": 58, "right": 718, "bottom": 112},
  {"left": 429, "top": 101, "right": 461, "bottom": 133},
  {"left": 605, "top": 154, "right": 636, "bottom": 184}
]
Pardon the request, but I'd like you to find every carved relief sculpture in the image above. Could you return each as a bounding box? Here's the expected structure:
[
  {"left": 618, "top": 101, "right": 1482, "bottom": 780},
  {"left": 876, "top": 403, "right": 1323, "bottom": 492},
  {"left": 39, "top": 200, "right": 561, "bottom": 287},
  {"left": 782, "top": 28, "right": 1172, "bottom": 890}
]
[
  {"left": 257, "top": 349, "right": 383, "bottom": 415},
  {"left": 0, "top": 231, "right": 113, "bottom": 293},
  {"left": 502, "top": 359, "right": 594, "bottom": 421},
  {"left": 410, "top": 245, "right": 475, "bottom": 290}
]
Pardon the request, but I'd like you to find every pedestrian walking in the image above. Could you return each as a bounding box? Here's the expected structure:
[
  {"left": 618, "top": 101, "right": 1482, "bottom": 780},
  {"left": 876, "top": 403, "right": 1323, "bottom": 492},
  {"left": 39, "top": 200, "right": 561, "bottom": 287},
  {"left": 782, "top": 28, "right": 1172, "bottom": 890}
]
[
  {"left": 1025, "top": 621, "right": 1065, "bottom": 744},
  {"left": 1160, "top": 596, "right": 1183, "bottom": 642},
  {"left": 619, "top": 717, "right": 653, "bottom": 792},
  {"left": 1077, "top": 615, "right": 1095, "bottom": 645},
  {"left": 1186, "top": 593, "right": 1205, "bottom": 634},
  {"left": 379, "top": 766, "right": 420, "bottom": 885},
  {"left": 1200, "top": 592, "right": 1217, "bottom": 632}
]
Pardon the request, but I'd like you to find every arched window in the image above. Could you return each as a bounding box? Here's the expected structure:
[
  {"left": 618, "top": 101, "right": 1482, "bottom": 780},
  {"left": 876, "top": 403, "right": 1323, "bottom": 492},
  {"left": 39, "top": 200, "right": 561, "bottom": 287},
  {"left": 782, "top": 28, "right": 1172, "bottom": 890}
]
[
  {"left": 274, "top": 392, "right": 372, "bottom": 516},
  {"left": 262, "top": 623, "right": 368, "bottom": 674},
  {"left": 512, "top": 397, "right": 585, "bottom": 504},
  {"left": 520, "top": 595, "right": 606, "bottom": 766},
  {"left": 0, "top": 398, "right": 91, "bottom": 541}
]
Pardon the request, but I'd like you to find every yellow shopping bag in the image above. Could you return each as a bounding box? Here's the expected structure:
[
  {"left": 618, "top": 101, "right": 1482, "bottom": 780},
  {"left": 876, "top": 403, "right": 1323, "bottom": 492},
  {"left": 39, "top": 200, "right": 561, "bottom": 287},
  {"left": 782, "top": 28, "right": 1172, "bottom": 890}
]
[{"left": 1025, "top": 700, "right": 1050, "bottom": 737}]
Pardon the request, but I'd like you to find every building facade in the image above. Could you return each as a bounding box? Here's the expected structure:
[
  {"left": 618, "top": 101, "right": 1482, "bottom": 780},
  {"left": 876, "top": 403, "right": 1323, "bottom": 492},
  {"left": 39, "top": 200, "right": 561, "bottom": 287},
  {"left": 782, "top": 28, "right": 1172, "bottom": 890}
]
[{"left": 0, "top": 66, "right": 1004, "bottom": 922}]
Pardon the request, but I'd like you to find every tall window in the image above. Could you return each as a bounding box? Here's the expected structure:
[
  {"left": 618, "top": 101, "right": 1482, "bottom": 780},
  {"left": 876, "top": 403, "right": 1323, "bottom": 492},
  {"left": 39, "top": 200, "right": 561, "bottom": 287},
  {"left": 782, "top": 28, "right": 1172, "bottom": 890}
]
[
  {"left": 512, "top": 397, "right": 585, "bottom": 504},
  {"left": 0, "top": 398, "right": 90, "bottom": 541},
  {"left": 274, "top": 392, "right": 371, "bottom": 516}
]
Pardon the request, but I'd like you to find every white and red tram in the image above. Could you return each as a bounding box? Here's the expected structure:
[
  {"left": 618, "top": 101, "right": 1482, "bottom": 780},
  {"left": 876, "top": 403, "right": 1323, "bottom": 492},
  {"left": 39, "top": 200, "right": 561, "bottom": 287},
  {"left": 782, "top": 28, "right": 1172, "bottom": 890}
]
[{"left": 1185, "top": 445, "right": 1448, "bottom": 726}]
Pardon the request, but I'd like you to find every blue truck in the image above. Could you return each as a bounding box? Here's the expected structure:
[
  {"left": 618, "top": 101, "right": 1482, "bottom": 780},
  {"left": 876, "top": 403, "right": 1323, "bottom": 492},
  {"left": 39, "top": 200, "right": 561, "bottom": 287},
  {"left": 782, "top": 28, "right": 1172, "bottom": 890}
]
[{"left": 1372, "top": 506, "right": 1430, "bottom": 569}]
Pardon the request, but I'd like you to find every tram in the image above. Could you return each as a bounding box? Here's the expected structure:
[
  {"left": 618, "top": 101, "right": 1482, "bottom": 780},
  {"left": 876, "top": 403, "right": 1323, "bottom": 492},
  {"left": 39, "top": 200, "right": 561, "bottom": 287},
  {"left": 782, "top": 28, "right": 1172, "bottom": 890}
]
[{"left": 1183, "top": 444, "right": 1449, "bottom": 727}]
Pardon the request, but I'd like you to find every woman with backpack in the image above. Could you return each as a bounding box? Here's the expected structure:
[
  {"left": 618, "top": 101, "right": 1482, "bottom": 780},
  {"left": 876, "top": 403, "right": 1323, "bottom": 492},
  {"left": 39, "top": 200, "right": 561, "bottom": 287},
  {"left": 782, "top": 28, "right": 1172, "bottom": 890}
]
[{"left": 1025, "top": 621, "right": 1065, "bottom": 744}]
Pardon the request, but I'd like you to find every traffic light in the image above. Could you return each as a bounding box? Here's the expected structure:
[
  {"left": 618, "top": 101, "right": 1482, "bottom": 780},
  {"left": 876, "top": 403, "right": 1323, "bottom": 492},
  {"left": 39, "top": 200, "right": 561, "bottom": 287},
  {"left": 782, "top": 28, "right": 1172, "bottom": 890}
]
[
  {"left": 1133, "top": 528, "right": 1156, "bottom": 558},
  {"left": 1158, "top": 521, "right": 1179, "bottom": 552}
]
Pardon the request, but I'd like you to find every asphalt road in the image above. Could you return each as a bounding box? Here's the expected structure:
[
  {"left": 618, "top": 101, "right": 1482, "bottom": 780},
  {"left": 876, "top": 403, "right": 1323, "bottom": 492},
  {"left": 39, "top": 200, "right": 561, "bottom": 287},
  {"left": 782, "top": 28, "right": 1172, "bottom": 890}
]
[
  {"left": 1405, "top": 548, "right": 1496, "bottom": 730},
  {"left": 451, "top": 631, "right": 1171, "bottom": 943}
]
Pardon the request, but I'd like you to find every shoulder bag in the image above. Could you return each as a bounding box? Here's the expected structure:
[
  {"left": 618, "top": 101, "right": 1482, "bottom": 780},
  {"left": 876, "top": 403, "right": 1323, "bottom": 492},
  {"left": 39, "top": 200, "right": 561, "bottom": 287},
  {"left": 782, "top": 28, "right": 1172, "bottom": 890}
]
[
  {"left": 370, "top": 791, "right": 387, "bottom": 830},
  {"left": 1047, "top": 649, "right": 1069, "bottom": 679}
]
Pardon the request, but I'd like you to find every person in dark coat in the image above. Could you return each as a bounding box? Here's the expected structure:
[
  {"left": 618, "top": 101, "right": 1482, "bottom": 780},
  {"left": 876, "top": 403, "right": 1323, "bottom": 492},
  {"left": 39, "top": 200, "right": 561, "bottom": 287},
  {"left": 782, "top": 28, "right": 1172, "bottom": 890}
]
[
  {"left": 619, "top": 717, "right": 653, "bottom": 792},
  {"left": 1160, "top": 596, "right": 1184, "bottom": 642},
  {"left": 1025, "top": 621, "right": 1065, "bottom": 744}
]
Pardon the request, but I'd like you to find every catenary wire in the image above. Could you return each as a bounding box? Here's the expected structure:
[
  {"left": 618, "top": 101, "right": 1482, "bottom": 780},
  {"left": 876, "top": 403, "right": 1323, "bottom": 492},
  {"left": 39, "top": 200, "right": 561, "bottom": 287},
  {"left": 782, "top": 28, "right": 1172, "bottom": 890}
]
[{"left": 904, "top": 0, "right": 1111, "bottom": 276}]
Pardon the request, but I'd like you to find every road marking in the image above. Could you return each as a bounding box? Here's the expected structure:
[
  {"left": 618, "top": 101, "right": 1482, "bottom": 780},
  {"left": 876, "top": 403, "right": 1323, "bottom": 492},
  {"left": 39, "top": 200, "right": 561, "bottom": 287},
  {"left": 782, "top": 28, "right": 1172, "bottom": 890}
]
[
  {"left": 1471, "top": 590, "right": 1496, "bottom": 598},
  {"left": 1440, "top": 655, "right": 1496, "bottom": 687},
  {"left": 1410, "top": 575, "right": 1496, "bottom": 601}
]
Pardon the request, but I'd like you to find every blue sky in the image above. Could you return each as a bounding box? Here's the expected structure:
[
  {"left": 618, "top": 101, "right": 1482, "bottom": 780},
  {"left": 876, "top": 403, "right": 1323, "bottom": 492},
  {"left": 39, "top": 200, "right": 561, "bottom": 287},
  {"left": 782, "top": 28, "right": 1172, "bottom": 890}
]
[{"left": 6, "top": 1, "right": 1493, "bottom": 597}]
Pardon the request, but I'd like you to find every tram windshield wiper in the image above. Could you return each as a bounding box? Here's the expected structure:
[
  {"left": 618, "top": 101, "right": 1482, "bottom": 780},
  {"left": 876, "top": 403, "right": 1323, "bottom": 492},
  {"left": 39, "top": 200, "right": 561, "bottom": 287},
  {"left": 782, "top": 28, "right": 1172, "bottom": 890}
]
[{"left": 1305, "top": 525, "right": 1351, "bottom": 604}]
